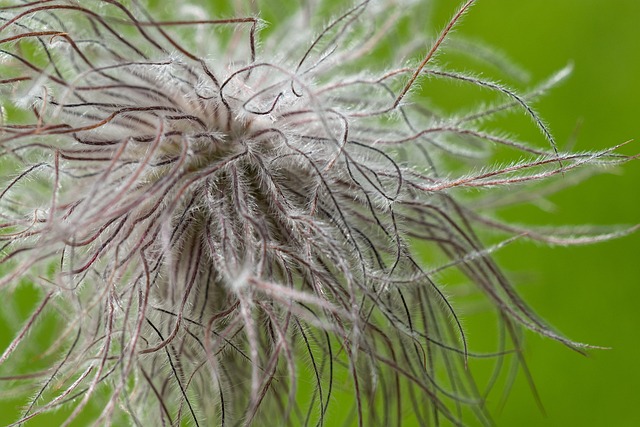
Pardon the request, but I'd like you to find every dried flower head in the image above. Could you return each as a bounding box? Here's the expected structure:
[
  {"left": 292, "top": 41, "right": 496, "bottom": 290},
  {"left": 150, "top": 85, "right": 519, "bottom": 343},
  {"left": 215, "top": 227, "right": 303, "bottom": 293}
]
[{"left": 0, "top": 0, "right": 635, "bottom": 426}]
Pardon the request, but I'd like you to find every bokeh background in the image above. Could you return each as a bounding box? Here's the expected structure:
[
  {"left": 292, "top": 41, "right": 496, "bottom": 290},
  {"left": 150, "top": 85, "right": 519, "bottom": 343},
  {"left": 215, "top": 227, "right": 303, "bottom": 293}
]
[
  {"left": 427, "top": 0, "right": 640, "bottom": 426},
  {"left": 0, "top": 0, "right": 638, "bottom": 426}
]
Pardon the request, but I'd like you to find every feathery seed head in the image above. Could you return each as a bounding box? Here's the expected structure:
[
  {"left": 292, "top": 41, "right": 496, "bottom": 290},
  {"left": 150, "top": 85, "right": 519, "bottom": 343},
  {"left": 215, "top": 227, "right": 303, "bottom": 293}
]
[{"left": 0, "top": 0, "right": 635, "bottom": 426}]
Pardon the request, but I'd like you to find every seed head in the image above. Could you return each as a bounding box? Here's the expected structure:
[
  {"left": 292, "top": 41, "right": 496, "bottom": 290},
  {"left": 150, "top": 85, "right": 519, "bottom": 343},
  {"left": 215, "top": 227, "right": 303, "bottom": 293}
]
[{"left": 0, "top": 1, "right": 635, "bottom": 426}]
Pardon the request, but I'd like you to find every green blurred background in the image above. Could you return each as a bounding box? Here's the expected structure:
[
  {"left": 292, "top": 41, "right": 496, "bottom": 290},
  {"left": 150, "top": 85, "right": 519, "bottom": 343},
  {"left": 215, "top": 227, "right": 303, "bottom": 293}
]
[
  {"left": 1, "top": 0, "right": 638, "bottom": 426},
  {"left": 428, "top": 1, "right": 640, "bottom": 426}
]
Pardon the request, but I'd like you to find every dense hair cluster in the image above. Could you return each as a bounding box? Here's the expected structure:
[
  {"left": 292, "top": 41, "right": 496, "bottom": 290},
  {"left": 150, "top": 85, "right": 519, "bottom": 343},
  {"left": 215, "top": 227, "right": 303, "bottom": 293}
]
[{"left": 0, "top": 0, "right": 634, "bottom": 426}]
